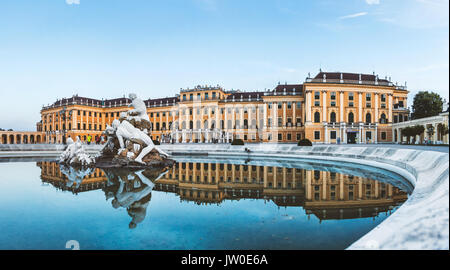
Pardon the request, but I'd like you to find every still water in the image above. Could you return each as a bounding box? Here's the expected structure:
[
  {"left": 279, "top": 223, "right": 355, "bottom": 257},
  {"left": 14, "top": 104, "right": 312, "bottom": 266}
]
[{"left": 0, "top": 157, "right": 411, "bottom": 250}]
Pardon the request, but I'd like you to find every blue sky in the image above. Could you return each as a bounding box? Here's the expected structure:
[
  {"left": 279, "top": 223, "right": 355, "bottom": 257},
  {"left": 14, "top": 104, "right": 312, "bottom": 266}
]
[{"left": 0, "top": 0, "right": 448, "bottom": 130}]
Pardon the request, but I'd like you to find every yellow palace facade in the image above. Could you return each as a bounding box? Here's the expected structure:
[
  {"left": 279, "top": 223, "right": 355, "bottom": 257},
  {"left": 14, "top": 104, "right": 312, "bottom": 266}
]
[{"left": 36, "top": 71, "right": 409, "bottom": 144}]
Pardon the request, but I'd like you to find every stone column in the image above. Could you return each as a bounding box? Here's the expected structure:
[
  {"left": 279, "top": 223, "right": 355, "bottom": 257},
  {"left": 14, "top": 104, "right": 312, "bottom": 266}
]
[
  {"left": 322, "top": 90, "right": 327, "bottom": 122},
  {"left": 388, "top": 93, "right": 393, "bottom": 123},
  {"left": 358, "top": 92, "right": 363, "bottom": 123},
  {"left": 339, "top": 91, "right": 344, "bottom": 122},
  {"left": 305, "top": 91, "right": 312, "bottom": 123},
  {"left": 374, "top": 93, "right": 379, "bottom": 125}
]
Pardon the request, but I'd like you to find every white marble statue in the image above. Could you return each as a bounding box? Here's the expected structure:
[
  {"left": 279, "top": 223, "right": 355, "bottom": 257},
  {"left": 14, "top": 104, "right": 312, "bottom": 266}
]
[
  {"left": 127, "top": 93, "right": 150, "bottom": 122},
  {"left": 59, "top": 136, "right": 94, "bottom": 166},
  {"left": 112, "top": 119, "right": 169, "bottom": 164}
]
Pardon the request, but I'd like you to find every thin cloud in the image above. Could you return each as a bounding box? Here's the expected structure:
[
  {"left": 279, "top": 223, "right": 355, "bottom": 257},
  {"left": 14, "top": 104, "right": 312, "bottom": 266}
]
[
  {"left": 366, "top": 0, "right": 380, "bottom": 5},
  {"left": 66, "top": 0, "right": 80, "bottom": 5},
  {"left": 339, "top": 12, "right": 368, "bottom": 20}
]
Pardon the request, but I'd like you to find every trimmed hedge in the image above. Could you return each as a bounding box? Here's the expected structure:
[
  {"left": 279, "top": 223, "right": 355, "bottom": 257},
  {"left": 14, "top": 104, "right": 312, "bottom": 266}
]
[
  {"left": 152, "top": 140, "right": 160, "bottom": 145},
  {"left": 297, "top": 138, "right": 312, "bottom": 146},
  {"left": 231, "top": 139, "right": 245, "bottom": 145}
]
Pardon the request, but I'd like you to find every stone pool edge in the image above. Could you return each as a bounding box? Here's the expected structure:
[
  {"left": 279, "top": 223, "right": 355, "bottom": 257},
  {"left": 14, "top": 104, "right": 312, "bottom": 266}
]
[
  {"left": 0, "top": 144, "right": 448, "bottom": 250},
  {"left": 158, "top": 144, "right": 449, "bottom": 250}
]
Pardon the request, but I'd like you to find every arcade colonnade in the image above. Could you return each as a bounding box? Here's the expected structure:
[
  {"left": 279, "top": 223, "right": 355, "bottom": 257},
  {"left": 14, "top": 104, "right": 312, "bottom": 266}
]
[
  {"left": 0, "top": 131, "right": 45, "bottom": 144},
  {"left": 392, "top": 112, "right": 449, "bottom": 144}
]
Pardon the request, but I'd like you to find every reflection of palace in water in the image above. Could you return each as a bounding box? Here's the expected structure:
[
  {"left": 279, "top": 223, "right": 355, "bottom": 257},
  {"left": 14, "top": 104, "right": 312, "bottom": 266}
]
[{"left": 37, "top": 161, "right": 408, "bottom": 221}]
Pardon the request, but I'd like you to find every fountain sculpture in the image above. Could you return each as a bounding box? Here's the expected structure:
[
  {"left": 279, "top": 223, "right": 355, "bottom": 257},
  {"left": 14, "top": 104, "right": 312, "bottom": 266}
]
[{"left": 59, "top": 93, "right": 174, "bottom": 168}]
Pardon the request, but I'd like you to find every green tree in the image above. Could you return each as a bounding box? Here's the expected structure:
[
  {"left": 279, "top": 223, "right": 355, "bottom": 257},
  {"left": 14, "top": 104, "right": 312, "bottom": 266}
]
[{"left": 411, "top": 91, "right": 443, "bottom": 120}]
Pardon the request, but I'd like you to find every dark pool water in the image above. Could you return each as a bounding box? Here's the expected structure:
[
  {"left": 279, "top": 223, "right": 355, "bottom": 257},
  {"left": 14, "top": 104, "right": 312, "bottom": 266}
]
[{"left": 0, "top": 157, "right": 410, "bottom": 250}]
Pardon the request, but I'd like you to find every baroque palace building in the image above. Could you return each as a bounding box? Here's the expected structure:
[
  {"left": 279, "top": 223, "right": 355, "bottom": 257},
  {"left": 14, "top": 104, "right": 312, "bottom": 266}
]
[{"left": 0, "top": 71, "right": 410, "bottom": 144}]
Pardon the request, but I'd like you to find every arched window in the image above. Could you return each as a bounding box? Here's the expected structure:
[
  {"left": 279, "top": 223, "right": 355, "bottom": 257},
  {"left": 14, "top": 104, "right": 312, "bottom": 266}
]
[
  {"left": 220, "top": 120, "right": 224, "bottom": 129},
  {"left": 380, "top": 113, "right": 387, "bottom": 124},
  {"left": 181, "top": 121, "right": 186, "bottom": 129},
  {"left": 211, "top": 120, "right": 215, "bottom": 129},
  {"left": 365, "top": 113, "right": 371, "bottom": 124},
  {"left": 244, "top": 119, "right": 248, "bottom": 128},
  {"left": 189, "top": 121, "right": 193, "bottom": 129},
  {"left": 196, "top": 120, "right": 201, "bottom": 129},
  {"left": 251, "top": 119, "right": 256, "bottom": 129},
  {"left": 330, "top": 112, "right": 336, "bottom": 123},
  {"left": 227, "top": 120, "right": 232, "bottom": 129},
  {"left": 203, "top": 120, "right": 208, "bottom": 129},
  {"left": 348, "top": 112, "right": 354, "bottom": 123},
  {"left": 314, "top": 112, "right": 320, "bottom": 123}
]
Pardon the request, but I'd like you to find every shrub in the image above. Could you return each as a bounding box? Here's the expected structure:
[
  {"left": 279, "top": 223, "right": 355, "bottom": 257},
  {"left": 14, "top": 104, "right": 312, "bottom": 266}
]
[
  {"left": 231, "top": 139, "right": 244, "bottom": 145},
  {"left": 152, "top": 140, "right": 160, "bottom": 145},
  {"left": 298, "top": 138, "right": 312, "bottom": 146}
]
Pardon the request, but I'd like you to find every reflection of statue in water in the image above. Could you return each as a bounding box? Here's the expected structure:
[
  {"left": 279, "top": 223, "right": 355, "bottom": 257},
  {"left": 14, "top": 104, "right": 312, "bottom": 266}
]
[
  {"left": 103, "top": 167, "right": 168, "bottom": 229},
  {"left": 59, "top": 164, "right": 94, "bottom": 189}
]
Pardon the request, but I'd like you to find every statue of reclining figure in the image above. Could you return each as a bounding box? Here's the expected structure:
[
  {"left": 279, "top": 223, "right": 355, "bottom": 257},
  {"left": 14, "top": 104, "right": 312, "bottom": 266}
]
[{"left": 112, "top": 119, "right": 169, "bottom": 164}]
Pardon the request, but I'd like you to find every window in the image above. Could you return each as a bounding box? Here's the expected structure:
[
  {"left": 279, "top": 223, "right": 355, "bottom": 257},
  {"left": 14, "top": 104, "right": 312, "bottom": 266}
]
[
  {"left": 212, "top": 92, "right": 216, "bottom": 99},
  {"left": 348, "top": 112, "right": 354, "bottom": 123},
  {"left": 348, "top": 92, "right": 354, "bottom": 100},
  {"left": 278, "top": 102, "right": 282, "bottom": 109},
  {"left": 366, "top": 93, "right": 371, "bottom": 102},
  {"left": 314, "top": 112, "right": 320, "bottom": 123},
  {"left": 287, "top": 133, "right": 292, "bottom": 140},
  {"left": 349, "top": 102, "right": 354, "bottom": 107},
  {"left": 315, "top": 91, "right": 320, "bottom": 99},
  {"left": 314, "top": 131, "right": 320, "bottom": 140},
  {"left": 205, "top": 93, "right": 209, "bottom": 99},
  {"left": 189, "top": 94, "right": 193, "bottom": 101},
  {"left": 331, "top": 101, "right": 336, "bottom": 107},
  {"left": 287, "top": 102, "right": 292, "bottom": 109},
  {"left": 296, "top": 133, "right": 301, "bottom": 140},
  {"left": 314, "top": 100, "right": 320, "bottom": 106},
  {"left": 381, "top": 94, "right": 386, "bottom": 102},
  {"left": 381, "top": 132, "right": 387, "bottom": 140},
  {"left": 277, "top": 117, "right": 282, "bottom": 127},
  {"left": 380, "top": 113, "right": 387, "bottom": 124},
  {"left": 197, "top": 93, "right": 200, "bottom": 100},
  {"left": 278, "top": 133, "right": 282, "bottom": 141},
  {"left": 366, "top": 131, "right": 372, "bottom": 140},
  {"left": 366, "top": 113, "right": 371, "bottom": 124},
  {"left": 296, "top": 102, "right": 301, "bottom": 109},
  {"left": 331, "top": 131, "right": 337, "bottom": 139},
  {"left": 331, "top": 92, "right": 336, "bottom": 100},
  {"left": 394, "top": 115, "right": 398, "bottom": 123},
  {"left": 183, "top": 94, "right": 186, "bottom": 101},
  {"left": 330, "top": 112, "right": 336, "bottom": 123}
]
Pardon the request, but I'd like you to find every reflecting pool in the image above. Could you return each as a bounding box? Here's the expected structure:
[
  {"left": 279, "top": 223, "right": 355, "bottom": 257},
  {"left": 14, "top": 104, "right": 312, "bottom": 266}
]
[{"left": 0, "top": 157, "right": 411, "bottom": 250}]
